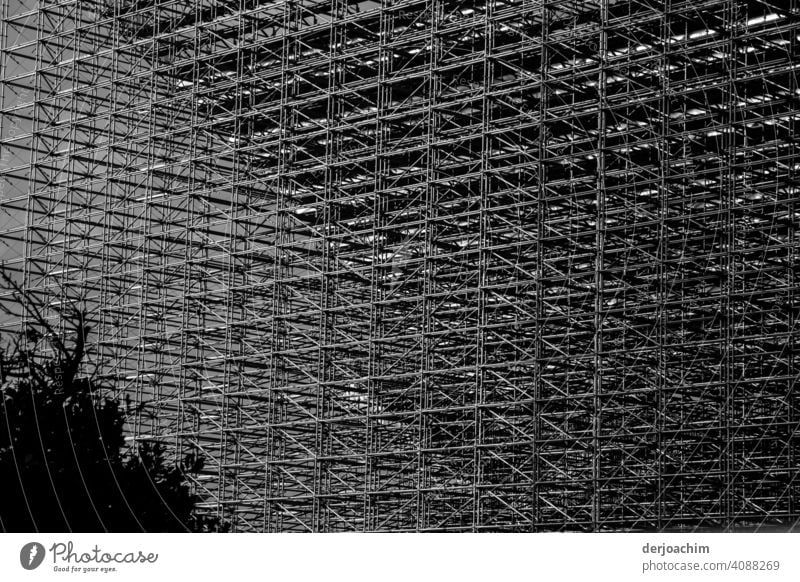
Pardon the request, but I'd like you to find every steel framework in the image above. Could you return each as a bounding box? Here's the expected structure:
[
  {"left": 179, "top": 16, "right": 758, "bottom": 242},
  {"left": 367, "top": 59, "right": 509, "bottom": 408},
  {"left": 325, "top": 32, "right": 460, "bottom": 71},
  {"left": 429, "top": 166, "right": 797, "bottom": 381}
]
[{"left": 1, "top": 0, "right": 799, "bottom": 531}]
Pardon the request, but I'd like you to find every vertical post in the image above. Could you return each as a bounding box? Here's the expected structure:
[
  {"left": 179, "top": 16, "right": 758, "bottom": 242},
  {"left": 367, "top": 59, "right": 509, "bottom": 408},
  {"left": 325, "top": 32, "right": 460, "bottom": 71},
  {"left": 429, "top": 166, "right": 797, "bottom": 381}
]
[
  {"left": 592, "top": 0, "right": 608, "bottom": 532},
  {"left": 656, "top": 0, "right": 672, "bottom": 532},
  {"left": 532, "top": 0, "right": 549, "bottom": 533}
]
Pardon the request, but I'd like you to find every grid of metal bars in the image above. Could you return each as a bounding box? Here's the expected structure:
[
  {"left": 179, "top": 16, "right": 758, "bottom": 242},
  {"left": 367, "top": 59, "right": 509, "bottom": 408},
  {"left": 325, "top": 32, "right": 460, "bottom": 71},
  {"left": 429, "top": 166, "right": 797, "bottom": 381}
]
[{"left": 1, "top": 0, "right": 799, "bottom": 531}]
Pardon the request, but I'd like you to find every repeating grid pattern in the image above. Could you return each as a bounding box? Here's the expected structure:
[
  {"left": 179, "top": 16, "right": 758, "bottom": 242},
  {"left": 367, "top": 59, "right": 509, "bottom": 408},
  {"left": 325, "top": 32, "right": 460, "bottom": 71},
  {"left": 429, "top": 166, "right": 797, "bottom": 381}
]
[{"left": 1, "top": 0, "right": 799, "bottom": 531}]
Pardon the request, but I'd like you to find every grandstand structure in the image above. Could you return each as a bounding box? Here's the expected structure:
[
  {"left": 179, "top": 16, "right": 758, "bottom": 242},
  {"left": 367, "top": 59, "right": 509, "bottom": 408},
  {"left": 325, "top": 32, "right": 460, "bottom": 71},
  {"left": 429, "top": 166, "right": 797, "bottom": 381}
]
[{"left": 0, "top": 0, "right": 798, "bottom": 531}]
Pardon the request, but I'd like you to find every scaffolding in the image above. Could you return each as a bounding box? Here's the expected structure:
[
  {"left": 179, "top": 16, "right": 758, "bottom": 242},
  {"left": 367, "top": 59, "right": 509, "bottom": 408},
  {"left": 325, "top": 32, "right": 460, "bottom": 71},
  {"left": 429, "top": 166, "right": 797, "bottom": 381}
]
[{"left": 1, "top": 0, "right": 799, "bottom": 531}]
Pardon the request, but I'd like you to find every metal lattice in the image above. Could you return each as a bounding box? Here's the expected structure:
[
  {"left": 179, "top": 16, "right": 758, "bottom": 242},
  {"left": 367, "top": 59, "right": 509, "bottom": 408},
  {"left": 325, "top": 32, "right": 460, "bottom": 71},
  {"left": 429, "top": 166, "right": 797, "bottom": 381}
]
[{"left": 1, "top": 0, "right": 799, "bottom": 531}]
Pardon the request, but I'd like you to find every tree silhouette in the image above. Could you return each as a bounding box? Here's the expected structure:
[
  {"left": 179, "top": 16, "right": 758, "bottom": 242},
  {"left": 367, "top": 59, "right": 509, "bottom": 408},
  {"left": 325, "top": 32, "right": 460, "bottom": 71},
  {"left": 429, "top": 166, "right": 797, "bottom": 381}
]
[{"left": 0, "top": 276, "right": 224, "bottom": 532}]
